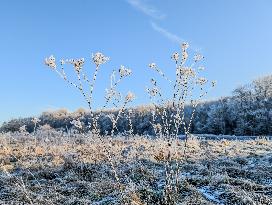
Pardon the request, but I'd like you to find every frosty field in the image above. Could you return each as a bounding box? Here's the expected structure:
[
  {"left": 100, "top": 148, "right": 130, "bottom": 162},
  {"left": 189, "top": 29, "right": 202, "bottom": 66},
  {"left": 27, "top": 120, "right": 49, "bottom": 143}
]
[
  {"left": 1, "top": 131, "right": 272, "bottom": 205},
  {"left": 1, "top": 29, "right": 271, "bottom": 205},
  {"left": 1, "top": 1, "right": 272, "bottom": 204}
]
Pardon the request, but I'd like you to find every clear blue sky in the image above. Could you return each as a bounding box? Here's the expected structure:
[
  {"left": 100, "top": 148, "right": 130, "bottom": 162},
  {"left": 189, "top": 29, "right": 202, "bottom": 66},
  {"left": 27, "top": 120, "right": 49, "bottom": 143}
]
[{"left": 1, "top": 0, "right": 272, "bottom": 124}]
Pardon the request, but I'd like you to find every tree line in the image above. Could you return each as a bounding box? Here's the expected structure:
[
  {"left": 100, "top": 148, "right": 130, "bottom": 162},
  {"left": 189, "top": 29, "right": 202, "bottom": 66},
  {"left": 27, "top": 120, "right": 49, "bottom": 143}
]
[{"left": 1, "top": 75, "right": 271, "bottom": 136}]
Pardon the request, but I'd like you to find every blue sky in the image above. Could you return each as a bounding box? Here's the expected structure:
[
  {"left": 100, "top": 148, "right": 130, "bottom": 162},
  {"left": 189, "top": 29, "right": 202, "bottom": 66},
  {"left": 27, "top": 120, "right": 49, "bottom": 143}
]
[{"left": 0, "top": 0, "right": 272, "bottom": 124}]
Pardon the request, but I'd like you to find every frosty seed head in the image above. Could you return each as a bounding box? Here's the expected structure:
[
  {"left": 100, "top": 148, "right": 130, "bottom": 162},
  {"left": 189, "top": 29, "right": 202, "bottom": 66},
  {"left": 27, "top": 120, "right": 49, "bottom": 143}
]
[
  {"left": 68, "top": 58, "right": 85, "bottom": 72},
  {"left": 44, "top": 55, "right": 56, "bottom": 69},
  {"left": 119, "top": 65, "right": 132, "bottom": 78},
  {"left": 65, "top": 58, "right": 85, "bottom": 72},
  {"left": 171, "top": 52, "right": 179, "bottom": 62},
  {"left": 125, "top": 91, "right": 135, "bottom": 102},
  {"left": 92, "top": 52, "right": 109, "bottom": 66},
  {"left": 181, "top": 42, "right": 189, "bottom": 50},
  {"left": 149, "top": 63, "right": 156, "bottom": 69},
  {"left": 196, "top": 77, "right": 208, "bottom": 85},
  {"left": 177, "top": 66, "right": 196, "bottom": 77}
]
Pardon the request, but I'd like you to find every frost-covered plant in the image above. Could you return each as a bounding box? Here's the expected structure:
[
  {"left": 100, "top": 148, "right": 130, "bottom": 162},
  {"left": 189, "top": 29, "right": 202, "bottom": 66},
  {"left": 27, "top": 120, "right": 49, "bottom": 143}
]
[
  {"left": 44, "top": 52, "right": 134, "bottom": 134},
  {"left": 44, "top": 51, "right": 136, "bottom": 198},
  {"left": 147, "top": 42, "right": 216, "bottom": 203}
]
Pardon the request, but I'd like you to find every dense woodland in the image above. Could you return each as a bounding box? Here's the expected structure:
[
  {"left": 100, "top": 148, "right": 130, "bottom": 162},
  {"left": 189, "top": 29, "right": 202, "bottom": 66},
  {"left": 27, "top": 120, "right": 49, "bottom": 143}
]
[{"left": 1, "top": 75, "right": 271, "bottom": 136}]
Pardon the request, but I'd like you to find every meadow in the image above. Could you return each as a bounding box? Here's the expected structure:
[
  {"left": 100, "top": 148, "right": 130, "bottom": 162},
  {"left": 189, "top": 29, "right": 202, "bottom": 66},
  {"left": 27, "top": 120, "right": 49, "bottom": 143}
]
[{"left": 0, "top": 131, "right": 272, "bottom": 204}]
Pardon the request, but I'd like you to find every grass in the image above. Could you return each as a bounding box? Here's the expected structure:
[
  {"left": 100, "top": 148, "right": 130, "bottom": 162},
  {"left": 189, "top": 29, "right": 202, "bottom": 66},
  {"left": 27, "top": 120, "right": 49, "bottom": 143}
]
[{"left": 0, "top": 131, "right": 272, "bottom": 204}]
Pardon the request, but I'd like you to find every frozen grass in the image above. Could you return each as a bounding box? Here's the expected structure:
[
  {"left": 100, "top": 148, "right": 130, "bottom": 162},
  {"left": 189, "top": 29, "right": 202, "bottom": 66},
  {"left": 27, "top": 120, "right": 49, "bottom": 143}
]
[{"left": 0, "top": 131, "right": 272, "bottom": 204}]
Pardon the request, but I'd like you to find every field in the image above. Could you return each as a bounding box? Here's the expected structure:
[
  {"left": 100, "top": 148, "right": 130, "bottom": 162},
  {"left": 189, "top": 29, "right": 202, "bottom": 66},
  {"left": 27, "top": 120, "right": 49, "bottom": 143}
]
[
  {"left": 2, "top": 0, "right": 272, "bottom": 204},
  {"left": 1, "top": 35, "right": 271, "bottom": 205},
  {"left": 1, "top": 131, "right": 272, "bottom": 204}
]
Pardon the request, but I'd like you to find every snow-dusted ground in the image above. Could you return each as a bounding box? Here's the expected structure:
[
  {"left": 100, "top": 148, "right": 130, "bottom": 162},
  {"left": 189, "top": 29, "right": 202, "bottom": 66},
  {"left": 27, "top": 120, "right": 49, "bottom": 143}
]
[{"left": 0, "top": 132, "right": 272, "bottom": 204}]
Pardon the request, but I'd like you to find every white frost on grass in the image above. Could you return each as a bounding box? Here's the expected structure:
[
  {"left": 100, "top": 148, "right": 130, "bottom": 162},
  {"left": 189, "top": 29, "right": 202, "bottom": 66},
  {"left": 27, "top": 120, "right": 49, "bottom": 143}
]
[
  {"left": 92, "top": 196, "right": 117, "bottom": 205},
  {"left": 198, "top": 186, "right": 224, "bottom": 204}
]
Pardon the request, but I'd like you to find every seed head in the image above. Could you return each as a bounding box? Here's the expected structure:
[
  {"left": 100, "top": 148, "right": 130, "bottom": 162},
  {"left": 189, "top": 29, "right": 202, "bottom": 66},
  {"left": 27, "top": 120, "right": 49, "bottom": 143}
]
[
  {"left": 92, "top": 52, "right": 109, "bottom": 66},
  {"left": 119, "top": 65, "right": 132, "bottom": 78},
  {"left": 181, "top": 42, "right": 189, "bottom": 50},
  {"left": 171, "top": 52, "right": 179, "bottom": 62},
  {"left": 149, "top": 63, "right": 156, "bottom": 69},
  {"left": 68, "top": 58, "right": 85, "bottom": 72},
  {"left": 125, "top": 91, "right": 135, "bottom": 102},
  {"left": 196, "top": 77, "right": 208, "bottom": 85},
  {"left": 44, "top": 55, "right": 56, "bottom": 69},
  {"left": 178, "top": 66, "right": 196, "bottom": 77}
]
